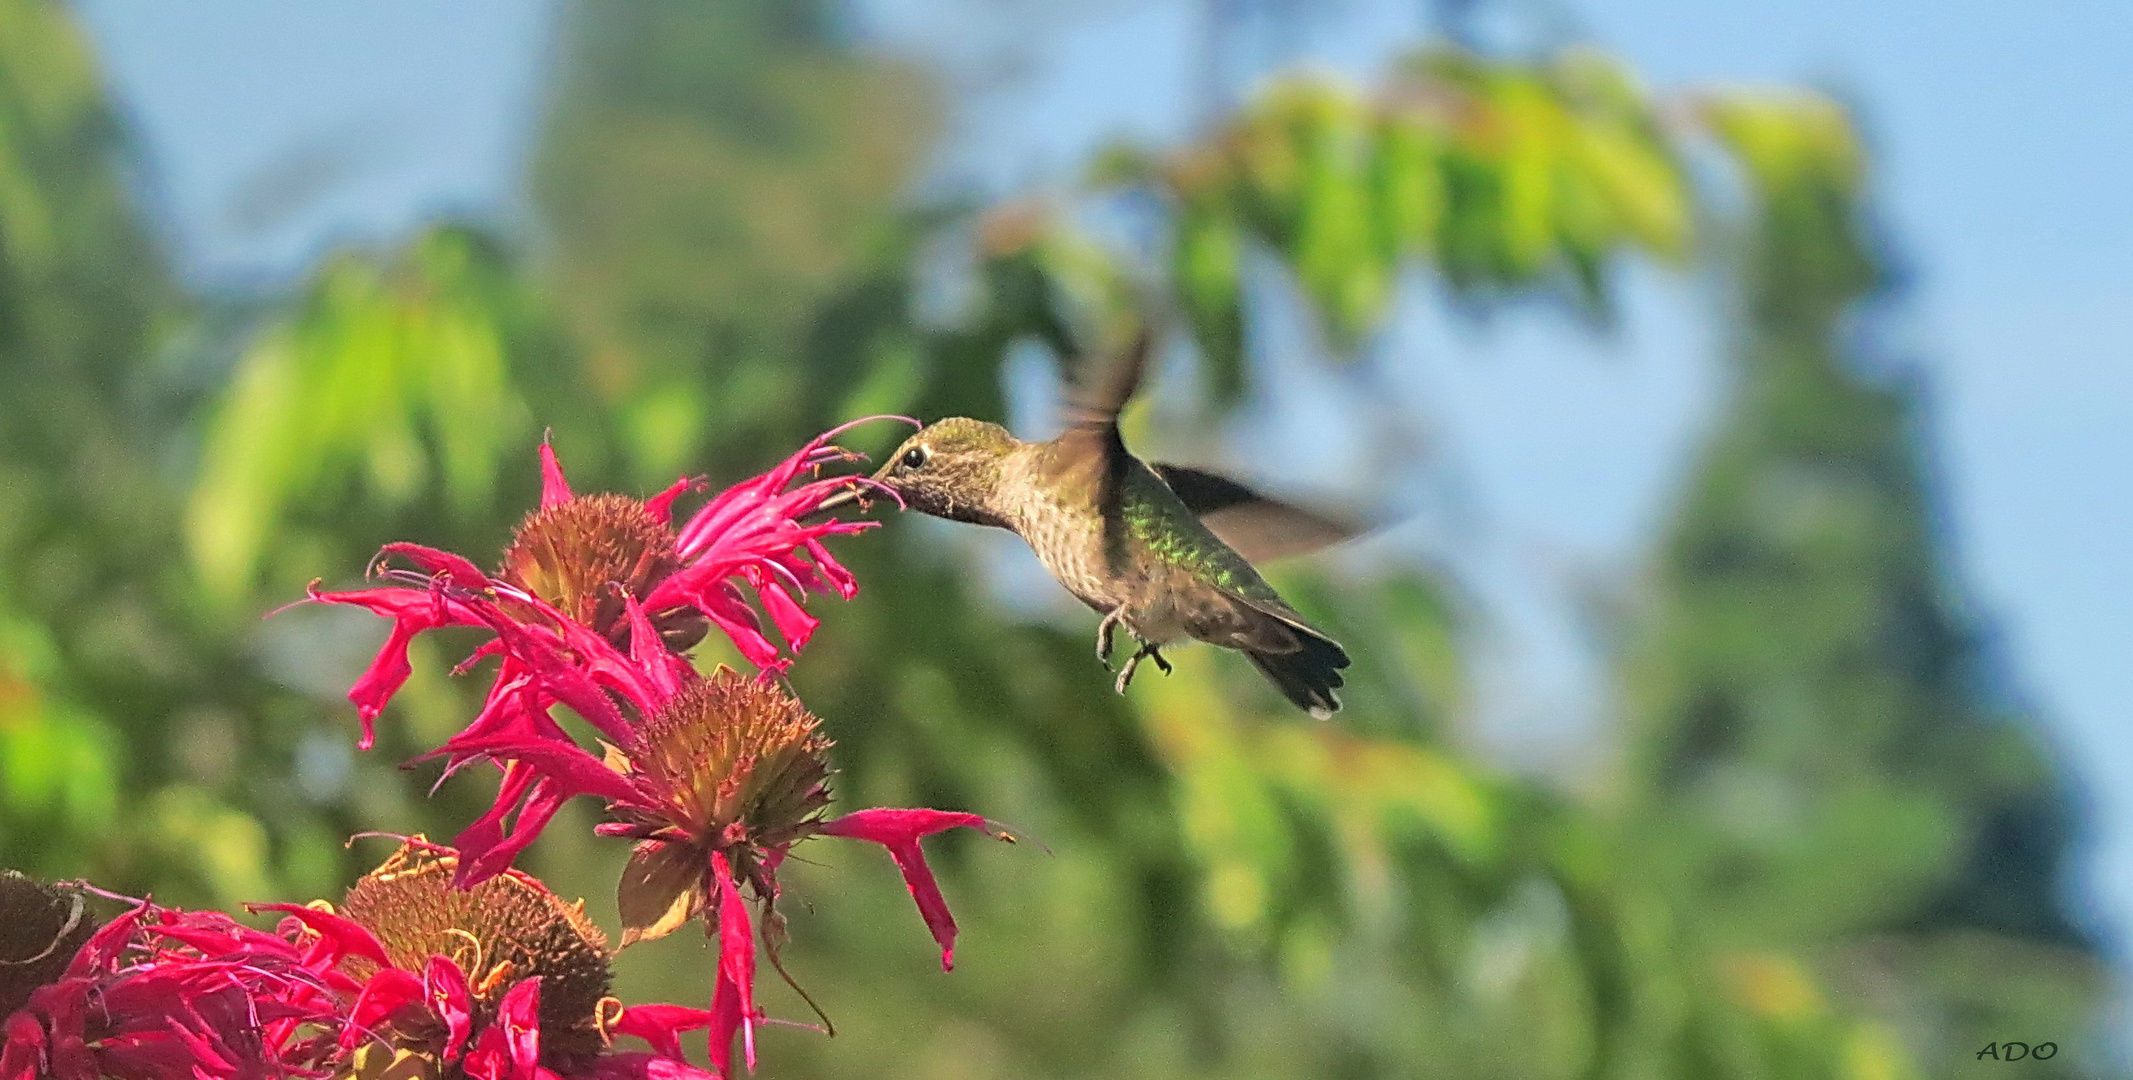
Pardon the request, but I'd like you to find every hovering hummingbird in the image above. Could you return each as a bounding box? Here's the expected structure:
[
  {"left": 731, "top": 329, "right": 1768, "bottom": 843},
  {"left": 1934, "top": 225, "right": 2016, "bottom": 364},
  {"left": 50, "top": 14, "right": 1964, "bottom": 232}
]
[{"left": 825, "top": 332, "right": 1355, "bottom": 718}]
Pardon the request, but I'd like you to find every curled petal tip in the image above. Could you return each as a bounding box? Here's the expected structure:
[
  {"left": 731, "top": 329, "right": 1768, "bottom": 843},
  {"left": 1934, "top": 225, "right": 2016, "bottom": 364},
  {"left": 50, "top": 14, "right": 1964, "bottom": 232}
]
[
  {"left": 260, "top": 592, "right": 314, "bottom": 621},
  {"left": 845, "top": 476, "right": 908, "bottom": 511},
  {"left": 820, "top": 414, "right": 923, "bottom": 443}
]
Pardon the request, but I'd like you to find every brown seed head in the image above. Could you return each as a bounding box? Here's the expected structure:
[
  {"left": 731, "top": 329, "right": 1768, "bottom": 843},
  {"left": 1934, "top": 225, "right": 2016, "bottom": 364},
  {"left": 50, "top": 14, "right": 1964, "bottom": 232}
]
[
  {"left": 499, "top": 493, "right": 678, "bottom": 637},
  {"left": 0, "top": 871, "right": 95, "bottom": 1019},
  {"left": 340, "top": 843, "right": 614, "bottom": 1069},
  {"left": 629, "top": 668, "right": 834, "bottom": 878}
]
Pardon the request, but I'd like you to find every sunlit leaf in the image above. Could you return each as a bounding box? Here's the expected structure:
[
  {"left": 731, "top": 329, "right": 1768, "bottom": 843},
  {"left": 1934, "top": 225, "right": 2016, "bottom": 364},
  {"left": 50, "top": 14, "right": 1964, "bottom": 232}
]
[
  {"left": 1372, "top": 113, "right": 1447, "bottom": 261},
  {"left": 1702, "top": 91, "right": 1863, "bottom": 203},
  {"left": 186, "top": 227, "right": 532, "bottom": 601}
]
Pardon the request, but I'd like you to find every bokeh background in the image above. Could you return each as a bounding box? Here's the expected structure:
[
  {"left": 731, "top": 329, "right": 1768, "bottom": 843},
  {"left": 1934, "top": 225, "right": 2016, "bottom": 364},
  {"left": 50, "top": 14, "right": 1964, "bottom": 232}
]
[{"left": 2, "top": 0, "right": 2127, "bottom": 1076}]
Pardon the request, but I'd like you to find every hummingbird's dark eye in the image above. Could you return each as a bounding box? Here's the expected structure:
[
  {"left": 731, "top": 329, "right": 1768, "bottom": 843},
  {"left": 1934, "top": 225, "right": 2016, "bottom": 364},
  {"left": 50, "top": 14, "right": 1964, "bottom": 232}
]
[{"left": 901, "top": 446, "right": 928, "bottom": 470}]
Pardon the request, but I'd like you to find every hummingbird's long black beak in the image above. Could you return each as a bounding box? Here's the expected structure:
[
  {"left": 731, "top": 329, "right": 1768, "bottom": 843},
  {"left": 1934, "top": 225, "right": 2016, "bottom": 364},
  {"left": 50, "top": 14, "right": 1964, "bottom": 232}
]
[
  {"left": 802, "top": 462, "right": 894, "bottom": 523},
  {"left": 812, "top": 485, "right": 865, "bottom": 516}
]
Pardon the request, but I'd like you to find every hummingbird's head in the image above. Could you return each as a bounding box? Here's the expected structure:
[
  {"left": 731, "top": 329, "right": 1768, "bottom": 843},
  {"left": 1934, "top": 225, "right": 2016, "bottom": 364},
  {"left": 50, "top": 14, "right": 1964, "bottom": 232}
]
[{"left": 869, "top": 417, "right": 1019, "bottom": 527}]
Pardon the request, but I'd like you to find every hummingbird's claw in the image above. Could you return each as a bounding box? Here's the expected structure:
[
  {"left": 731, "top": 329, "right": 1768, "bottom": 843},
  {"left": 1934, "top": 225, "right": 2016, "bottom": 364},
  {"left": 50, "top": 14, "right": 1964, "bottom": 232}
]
[
  {"left": 1113, "top": 641, "right": 1167, "bottom": 694},
  {"left": 1095, "top": 608, "right": 1124, "bottom": 670}
]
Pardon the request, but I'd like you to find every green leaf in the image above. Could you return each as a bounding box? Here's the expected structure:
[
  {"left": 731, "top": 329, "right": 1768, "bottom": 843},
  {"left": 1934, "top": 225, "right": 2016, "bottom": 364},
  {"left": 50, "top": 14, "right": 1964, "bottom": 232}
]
[
  {"left": 1571, "top": 124, "right": 1690, "bottom": 259},
  {"left": 1702, "top": 92, "right": 1863, "bottom": 204},
  {"left": 1493, "top": 74, "right": 1562, "bottom": 280},
  {"left": 1286, "top": 82, "right": 1390, "bottom": 345},
  {"left": 1372, "top": 113, "right": 1447, "bottom": 261},
  {"left": 185, "top": 227, "right": 532, "bottom": 602}
]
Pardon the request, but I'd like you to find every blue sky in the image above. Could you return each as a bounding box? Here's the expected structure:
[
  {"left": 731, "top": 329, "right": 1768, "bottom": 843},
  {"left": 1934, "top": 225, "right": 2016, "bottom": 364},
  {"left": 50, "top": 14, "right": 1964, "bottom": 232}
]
[{"left": 70, "top": 0, "right": 2133, "bottom": 968}]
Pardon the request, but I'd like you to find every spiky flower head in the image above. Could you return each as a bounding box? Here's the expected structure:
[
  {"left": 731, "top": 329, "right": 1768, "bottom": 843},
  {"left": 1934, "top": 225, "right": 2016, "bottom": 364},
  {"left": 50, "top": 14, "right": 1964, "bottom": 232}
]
[
  {"left": 595, "top": 669, "right": 835, "bottom": 950},
  {"left": 297, "top": 427, "right": 1021, "bottom": 1077},
  {"left": 335, "top": 841, "right": 617, "bottom": 1075},
  {"left": 499, "top": 492, "right": 686, "bottom": 646},
  {"left": 635, "top": 668, "right": 834, "bottom": 845},
  {"left": 376, "top": 604, "right": 1019, "bottom": 1077}
]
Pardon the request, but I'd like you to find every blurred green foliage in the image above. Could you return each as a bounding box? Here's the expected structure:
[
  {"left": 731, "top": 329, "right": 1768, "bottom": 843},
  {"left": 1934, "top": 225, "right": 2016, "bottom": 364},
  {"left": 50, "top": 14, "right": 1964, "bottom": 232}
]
[
  {"left": 1620, "top": 92, "right": 2104, "bottom": 1080},
  {"left": 0, "top": 0, "right": 2110, "bottom": 1077},
  {"left": 187, "top": 230, "right": 540, "bottom": 600},
  {"left": 1100, "top": 45, "right": 1695, "bottom": 392}
]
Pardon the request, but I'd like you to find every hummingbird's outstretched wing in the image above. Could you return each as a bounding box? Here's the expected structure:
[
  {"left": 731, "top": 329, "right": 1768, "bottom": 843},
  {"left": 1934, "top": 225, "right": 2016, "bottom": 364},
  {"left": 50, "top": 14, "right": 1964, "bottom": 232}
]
[
  {"left": 1147, "top": 464, "right": 1360, "bottom": 564},
  {"left": 1053, "top": 329, "right": 1153, "bottom": 574}
]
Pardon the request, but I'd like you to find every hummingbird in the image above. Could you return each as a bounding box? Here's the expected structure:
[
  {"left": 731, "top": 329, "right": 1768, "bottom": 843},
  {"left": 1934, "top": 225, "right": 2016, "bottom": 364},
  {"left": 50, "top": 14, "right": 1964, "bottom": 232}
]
[{"left": 826, "top": 332, "right": 1355, "bottom": 718}]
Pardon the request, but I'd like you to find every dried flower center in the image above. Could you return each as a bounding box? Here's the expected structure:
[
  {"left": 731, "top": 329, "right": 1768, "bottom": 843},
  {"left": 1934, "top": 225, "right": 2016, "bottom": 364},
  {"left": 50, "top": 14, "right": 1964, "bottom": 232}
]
[
  {"left": 0, "top": 872, "right": 94, "bottom": 1020},
  {"left": 340, "top": 844, "right": 614, "bottom": 1070},
  {"left": 499, "top": 494, "right": 678, "bottom": 636},
  {"left": 632, "top": 668, "right": 834, "bottom": 863}
]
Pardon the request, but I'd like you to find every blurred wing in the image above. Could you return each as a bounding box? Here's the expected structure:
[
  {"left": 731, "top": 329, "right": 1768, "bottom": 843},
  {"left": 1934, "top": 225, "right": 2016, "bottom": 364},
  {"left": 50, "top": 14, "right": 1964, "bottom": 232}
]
[
  {"left": 1150, "top": 463, "right": 1360, "bottom": 564},
  {"left": 1060, "top": 324, "right": 1153, "bottom": 431},
  {"left": 1051, "top": 329, "right": 1153, "bottom": 574}
]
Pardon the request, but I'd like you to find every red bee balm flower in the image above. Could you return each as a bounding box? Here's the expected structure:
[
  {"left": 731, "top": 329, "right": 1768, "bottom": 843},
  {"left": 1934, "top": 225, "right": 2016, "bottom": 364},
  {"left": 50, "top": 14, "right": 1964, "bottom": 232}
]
[
  {"left": 437, "top": 627, "right": 1016, "bottom": 1076},
  {"left": 284, "top": 840, "right": 720, "bottom": 1080},
  {"left": 0, "top": 876, "right": 344, "bottom": 1080},
  {"left": 312, "top": 429, "right": 887, "bottom": 751},
  {"left": 305, "top": 428, "right": 1018, "bottom": 1075}
]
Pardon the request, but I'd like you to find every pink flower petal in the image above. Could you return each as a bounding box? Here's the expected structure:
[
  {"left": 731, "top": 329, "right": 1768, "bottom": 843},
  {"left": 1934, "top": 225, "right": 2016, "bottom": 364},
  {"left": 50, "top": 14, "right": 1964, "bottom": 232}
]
[
  {"left": 657, "top": 580, "right": 783, "bottom": 671},
  {"left": 2, "top": 1011, "right": 48, "bottom": 1080},
  {"left": 819, "top": 809, "right": 1009, "bottom": 971},
  {"left": 801, "top": 538, "right": 861, "bottom": 599},
  {"left": 428, "top": 671, "right": 574, "bottom": 769},
  {"left": 426, "top": 955, "right": 475, "bottom": 1061},
  {"left": 340, "top": 968, "right": 424, "bottom": 1052},
  {"left": 493, "top": 977, "right": 544, "bottom": 1076},
  {"left": 378, "top": 542, "right": 496, "bottom": 590},
  {"left": 539, "top": 442, "right": 574, "bottom": 509},
  {"left": 307, "top": 583, "right": 483, "bottom": 749},
  {"left": 621, "top": 594, "right": 694, "bottom": 702},
  {"left": 448, "top": 737, "right": 645, "bottom": 805},
  {"left": 642, "top": 425, "right": 886, "bottom": 668},
  {"left": 457, "top": 608, "right": 640, "bottom": 745},
  {"left": 752, "top": 579, "right": 819, "bottom": 654},
  {"left": 157, "top": 1017, "right": 233, "bottom": 1076},
  {"left": 136, "top": 918, "right": 290, "bottom": 962},
  {"left": 609, "top": 1004, "right": 715, "bottom": 1061},
  {"left": 451, "top": 771, "right": 577, "bottom": 887},
  {"left": 644, "top": 477, "right": 691, "bottom": 525},
  {"left": 244, "top": 904, "right": 391, "bottom": 968},
  {"left": 449, "top": 761, "right": 537, "bottom": 879},
  {"left": 590, "top": 1053, "right": 722, "bottom": 1080},
  {"left": 707, "top": 852, "right": 757, "bottom": 1078},
  {"left": 460, "top": 977, "right": 546, "bottom": 1080},
  {"left": 67, "top": 906, "right": 146, "bottom": 976}
]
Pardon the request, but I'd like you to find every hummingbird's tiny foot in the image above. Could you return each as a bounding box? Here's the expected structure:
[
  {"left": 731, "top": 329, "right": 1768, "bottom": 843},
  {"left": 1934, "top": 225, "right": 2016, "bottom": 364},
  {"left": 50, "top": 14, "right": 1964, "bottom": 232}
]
[
  {"left": 1114, "top": 642, "right": 1164, "bottom": 693},
  {"left": 1095, "top": 608, "right": 1123, "bottom": 669},
  {"left": 1114, "top": 648, "right": 1147, "bottom": 694}
]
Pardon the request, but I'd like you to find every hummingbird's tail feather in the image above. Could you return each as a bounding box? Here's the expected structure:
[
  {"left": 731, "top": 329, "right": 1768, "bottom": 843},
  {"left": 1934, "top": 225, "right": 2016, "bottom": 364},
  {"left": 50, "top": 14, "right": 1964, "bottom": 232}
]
[
  {"left": 1244, "top": 626, "right": 1350, "bottom": 720},
  {"left": 1182, "top": 590, "right": 1351, "bottom": 719}
]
